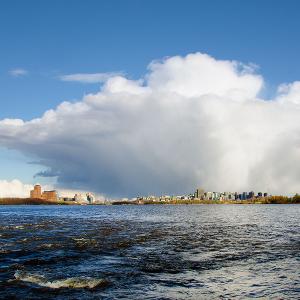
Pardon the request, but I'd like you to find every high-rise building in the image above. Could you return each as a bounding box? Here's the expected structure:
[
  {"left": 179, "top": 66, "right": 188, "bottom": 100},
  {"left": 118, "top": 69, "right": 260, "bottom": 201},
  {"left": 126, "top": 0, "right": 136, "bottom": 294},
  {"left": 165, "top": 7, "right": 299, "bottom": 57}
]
[
  {"left": 248, "top": 191, "right": 255, "bottom": 199},
  {"left": 194, "top": 188, "right": 205, "bottom": 199}
]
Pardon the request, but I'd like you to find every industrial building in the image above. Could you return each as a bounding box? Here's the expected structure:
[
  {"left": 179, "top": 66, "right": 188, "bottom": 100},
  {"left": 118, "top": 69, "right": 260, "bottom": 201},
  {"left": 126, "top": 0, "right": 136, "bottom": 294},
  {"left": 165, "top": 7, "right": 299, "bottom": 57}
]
[{"left": 30, "top": 184, "right": 58, "bottom": 201}]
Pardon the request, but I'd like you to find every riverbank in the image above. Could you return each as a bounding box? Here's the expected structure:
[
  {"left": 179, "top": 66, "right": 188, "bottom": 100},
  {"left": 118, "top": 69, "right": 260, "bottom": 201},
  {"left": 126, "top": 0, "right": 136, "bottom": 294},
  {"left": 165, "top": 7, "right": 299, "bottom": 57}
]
[
  {"left": 112, "top": 195, "right": 300, "bottom": 205},
  {"left": 0, "top": 198, "right": 76, "bottom": 205},
  {"left": 1, "top": 195, "right": 299, "bottom": 205},
  {"left": 143, "top": 199, "right": 300, "bottom": 205}
]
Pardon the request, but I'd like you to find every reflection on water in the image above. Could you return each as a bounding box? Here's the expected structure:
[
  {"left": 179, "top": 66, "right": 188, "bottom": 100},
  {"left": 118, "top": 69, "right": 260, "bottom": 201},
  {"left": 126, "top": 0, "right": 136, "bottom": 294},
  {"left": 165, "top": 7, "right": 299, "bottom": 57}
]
[{"left": 0, "top": 205, "right": 299, "bottom": 299}]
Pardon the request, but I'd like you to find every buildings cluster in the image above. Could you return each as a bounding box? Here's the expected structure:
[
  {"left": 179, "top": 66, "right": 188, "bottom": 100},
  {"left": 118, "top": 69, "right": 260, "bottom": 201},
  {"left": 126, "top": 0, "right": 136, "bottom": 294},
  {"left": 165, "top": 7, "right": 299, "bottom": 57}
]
[
  {"left": 136, "top": 188, "right": 269, "bottom": 203},
  {"left": 29, "top": 184, "right": 98, "bottom": 204},
  {"left": 193, "top": 188, "right": 268, "bottom": 201},
  {"left": 30, "top": 184, "right": 58, "bottom": 201},
  {"left": 29, "top": 184, "right": 270, "bottom": 205},
  {"left": 72, "top": 192, "right": 95, "bottom": 204}
]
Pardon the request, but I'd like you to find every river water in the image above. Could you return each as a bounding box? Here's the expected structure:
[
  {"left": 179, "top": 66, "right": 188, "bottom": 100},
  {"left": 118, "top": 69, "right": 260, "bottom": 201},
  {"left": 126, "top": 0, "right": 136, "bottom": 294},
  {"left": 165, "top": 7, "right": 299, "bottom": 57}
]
[{"left": 0, "top": 204, "right": 299, "bottom": 299}]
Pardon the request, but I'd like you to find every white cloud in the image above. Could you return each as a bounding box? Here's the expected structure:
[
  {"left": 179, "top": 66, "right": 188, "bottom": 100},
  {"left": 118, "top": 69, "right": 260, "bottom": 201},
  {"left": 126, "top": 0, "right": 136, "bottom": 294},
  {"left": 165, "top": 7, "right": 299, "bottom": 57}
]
[
  {"left": 0, "top": 52, "right": 299, "bottom": 197},
  {"left": 277, "top": 81, "right": 300, "bottom": 105},
  {"left": 147, "top": 53, "right": 263, "bottom": 99},
  {"left": 9, "top": 68, "right": 28, "bottom": 77},
  {"left": 0, "top": 179, "right": 82, "bottom": 199},
  {"left": 0, "top": 179, "right": 33, "bottom": 198},
  {"left": 60, "top": 72, "right": 122, "bottom": 83}
]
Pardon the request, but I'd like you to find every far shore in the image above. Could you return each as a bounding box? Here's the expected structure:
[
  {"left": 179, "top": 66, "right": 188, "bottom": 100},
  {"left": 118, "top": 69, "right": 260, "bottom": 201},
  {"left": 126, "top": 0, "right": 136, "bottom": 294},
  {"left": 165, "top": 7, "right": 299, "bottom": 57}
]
[{"left": 0, "top": 195, "right": 300, "bottom": 205}]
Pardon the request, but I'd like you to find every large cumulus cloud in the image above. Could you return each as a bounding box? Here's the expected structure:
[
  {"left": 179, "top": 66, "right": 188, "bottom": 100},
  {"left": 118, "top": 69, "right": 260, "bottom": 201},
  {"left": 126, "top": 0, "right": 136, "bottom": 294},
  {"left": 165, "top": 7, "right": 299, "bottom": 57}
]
[
  {"left": 0, "top": 180, "right": 33, "bottom": 198},
  {"left": 0, "top": 53, "right": 299, "bottom": 196}
]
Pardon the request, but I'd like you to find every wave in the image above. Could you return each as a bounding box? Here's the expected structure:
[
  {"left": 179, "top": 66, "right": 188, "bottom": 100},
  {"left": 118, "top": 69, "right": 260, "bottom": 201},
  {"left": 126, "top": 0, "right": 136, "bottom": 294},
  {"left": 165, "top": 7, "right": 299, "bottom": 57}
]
[{"left": 14, "top": 270, "right": 108, "bottom": 289}]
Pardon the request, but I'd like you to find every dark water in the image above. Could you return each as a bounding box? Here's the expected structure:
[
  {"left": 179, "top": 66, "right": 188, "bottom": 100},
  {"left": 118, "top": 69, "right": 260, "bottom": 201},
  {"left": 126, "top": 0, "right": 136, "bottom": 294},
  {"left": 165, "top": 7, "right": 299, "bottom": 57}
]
[{"left": 0, "top": 205, "right": 299, "bottom": 299}]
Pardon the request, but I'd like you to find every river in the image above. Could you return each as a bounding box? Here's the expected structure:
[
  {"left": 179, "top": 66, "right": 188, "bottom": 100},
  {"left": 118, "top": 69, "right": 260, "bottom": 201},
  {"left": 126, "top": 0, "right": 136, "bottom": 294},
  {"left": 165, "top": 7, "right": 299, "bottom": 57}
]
[{"left": 0, "top": 204, "right": 299, "bottom": 299}]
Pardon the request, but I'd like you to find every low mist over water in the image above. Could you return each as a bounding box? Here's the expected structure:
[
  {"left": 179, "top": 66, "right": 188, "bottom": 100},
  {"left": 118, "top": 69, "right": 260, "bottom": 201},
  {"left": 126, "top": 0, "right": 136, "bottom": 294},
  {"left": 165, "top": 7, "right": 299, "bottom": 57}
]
[{"left": 0, "top": 205, "right": 299, "bottom": 299}]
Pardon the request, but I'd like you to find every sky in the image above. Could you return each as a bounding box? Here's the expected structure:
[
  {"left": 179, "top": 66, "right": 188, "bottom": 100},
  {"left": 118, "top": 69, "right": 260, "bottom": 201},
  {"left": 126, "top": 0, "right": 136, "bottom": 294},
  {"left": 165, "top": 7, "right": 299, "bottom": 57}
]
[{"left": 0, "top": 0, "right": 300, "bottom": 197}]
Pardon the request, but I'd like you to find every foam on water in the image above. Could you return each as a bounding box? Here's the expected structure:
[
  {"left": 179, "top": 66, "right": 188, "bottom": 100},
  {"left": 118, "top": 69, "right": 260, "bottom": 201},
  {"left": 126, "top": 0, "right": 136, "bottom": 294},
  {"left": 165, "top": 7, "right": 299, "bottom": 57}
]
[{"left": 14, "top": 270, "right": 108, "bottom": 289}]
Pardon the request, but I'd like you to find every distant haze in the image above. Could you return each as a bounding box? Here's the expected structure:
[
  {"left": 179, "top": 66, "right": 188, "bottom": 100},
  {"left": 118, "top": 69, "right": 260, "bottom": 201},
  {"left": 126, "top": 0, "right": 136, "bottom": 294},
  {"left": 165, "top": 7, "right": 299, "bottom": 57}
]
[{"left": 0, "top": 53, "right": 299, "bottom": 197}]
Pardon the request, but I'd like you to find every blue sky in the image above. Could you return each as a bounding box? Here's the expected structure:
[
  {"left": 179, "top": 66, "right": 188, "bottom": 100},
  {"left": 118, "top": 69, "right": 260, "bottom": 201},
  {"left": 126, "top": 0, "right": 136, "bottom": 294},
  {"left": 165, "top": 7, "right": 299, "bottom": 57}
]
[
  {"left": 1, "top": 0, "right": 300, "bottom": 119},
  {"left": 0, "top": 0, "right": 300, "bottom": 193}
]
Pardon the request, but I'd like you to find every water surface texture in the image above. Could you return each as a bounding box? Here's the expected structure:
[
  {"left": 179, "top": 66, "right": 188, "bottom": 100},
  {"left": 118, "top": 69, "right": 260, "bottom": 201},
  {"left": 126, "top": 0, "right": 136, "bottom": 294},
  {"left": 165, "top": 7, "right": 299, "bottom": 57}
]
[{"left": 0, "top": 205, "right": 299, "bottom": 299}]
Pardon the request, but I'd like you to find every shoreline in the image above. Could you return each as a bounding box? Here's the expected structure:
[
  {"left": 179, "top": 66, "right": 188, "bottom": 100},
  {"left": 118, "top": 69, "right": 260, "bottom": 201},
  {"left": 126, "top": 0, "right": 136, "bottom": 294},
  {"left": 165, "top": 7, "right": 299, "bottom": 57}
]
[{"left": 0, "top": 197, "right": 299, "bottom": 206}]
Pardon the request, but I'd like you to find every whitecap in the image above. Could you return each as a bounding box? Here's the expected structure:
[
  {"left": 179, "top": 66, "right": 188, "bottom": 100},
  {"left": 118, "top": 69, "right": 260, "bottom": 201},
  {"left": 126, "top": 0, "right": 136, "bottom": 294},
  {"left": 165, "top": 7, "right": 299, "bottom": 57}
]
[
  {"left": 14, "top": 270, "right": 107, "bottom": 289},
  {"left": 14, "top": 226, "right": 24, "bottom": 229}
]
